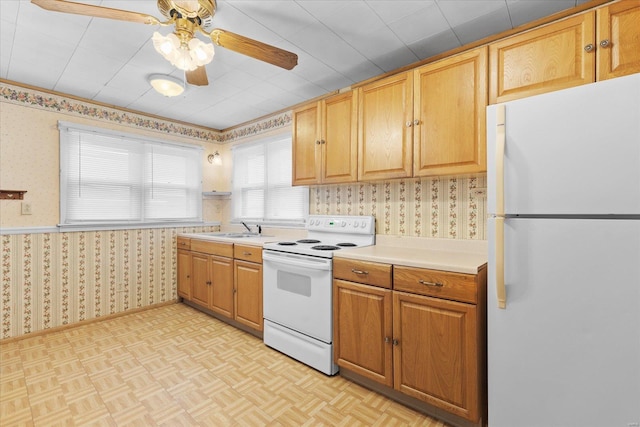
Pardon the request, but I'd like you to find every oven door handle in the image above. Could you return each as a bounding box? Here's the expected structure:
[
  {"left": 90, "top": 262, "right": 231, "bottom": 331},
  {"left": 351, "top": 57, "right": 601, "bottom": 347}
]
[{"left": 262, "top": 251, "right": 333, "bottom": 271}]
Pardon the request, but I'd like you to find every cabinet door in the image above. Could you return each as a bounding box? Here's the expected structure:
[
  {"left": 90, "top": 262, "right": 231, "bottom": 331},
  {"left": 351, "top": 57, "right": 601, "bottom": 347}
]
[
  {"left": 292, "top": 102, "right": 321, "bottom": 185},
  {"left": 234, "top": 260, "right": 263, "bottom": 331},
  {"left": 334, "top": 279, "right": 393, "bottom": 386},
  {"left": 393, "top": 291, "right": 480, "bottom": 422},
  {"left": 596, "top": 1, "right": 640, "bottom": 80},
  {"left": 191, "top": 253, "right": 210, "bottom": 307},
  {"left": 489, "top": 12, "right": 596, "bottom": 103},
  {"left": 322, "top": 91, "right": 358, "bottom": 183},
  {"left": 414, "top": 47, "right": 487, "bottom": 177},
  {"left": 358, "top": 72, "right": 413, "bottom": 181},
  {"left": 177, "top": 249, "right": 192, "bottom": 299},
  {"left": 210, "top": 255, "right": 234, "bottom": 319}
]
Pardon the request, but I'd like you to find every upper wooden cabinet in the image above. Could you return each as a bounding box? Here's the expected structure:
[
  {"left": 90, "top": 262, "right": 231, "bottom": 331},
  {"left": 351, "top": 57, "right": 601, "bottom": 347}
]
[
  {"left": 596, "top": 1, "right": 640, "bottom": 80},
  {"left": 413, "top": 47, "right": 488, "bottom": 177},
  {"left": 292, "top": 90, "right": 358, "bottom": 185},
  {"left": 358, "top": 72, "right": 413, "bottom": 181},
  {"left": 489, "top": 13, "right": 596, "bottom": 103},
  {"left": 490, "top": 1, "right": 640, "bottom": 103}
]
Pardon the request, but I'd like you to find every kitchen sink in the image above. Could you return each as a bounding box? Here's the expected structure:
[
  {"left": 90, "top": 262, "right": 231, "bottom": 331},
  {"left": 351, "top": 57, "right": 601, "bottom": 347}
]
[{"left": 201, "top": 232, "right": 271, "bottom": 238}]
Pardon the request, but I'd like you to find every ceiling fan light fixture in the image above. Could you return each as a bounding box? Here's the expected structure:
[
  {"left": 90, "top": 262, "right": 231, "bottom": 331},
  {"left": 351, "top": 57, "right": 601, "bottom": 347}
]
[
  {"left": 153, "top": 31, "right": 214, "bottom": 72},
  {"left": 148, "top": 74, "right": 185, "bottom": 97},
  {"left": 188, "top": 37, "right": 215, "bottom": 64}
]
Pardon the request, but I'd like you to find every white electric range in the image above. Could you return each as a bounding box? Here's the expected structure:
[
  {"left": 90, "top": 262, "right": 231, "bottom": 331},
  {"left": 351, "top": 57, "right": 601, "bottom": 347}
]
[{"left": 262, "top": 215, "right": 375, "bottom": 375}]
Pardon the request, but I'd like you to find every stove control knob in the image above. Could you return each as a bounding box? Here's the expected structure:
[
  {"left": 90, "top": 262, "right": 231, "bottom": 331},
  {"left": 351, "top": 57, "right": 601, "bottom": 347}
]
[
  {"left": 341, "top": 221, "right": 347, "bottom": 227},
  {"left": 361, "top": 221, "right": 367, "bottom": 228}
]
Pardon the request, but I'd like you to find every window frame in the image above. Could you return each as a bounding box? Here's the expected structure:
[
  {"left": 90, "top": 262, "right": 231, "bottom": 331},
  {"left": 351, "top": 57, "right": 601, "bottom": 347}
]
[
  {"left": 231, "top": 133, "right": 308, "bottom": 227},
  {"left": 58, "top": 121, "right": 204, "bottom": 229}
]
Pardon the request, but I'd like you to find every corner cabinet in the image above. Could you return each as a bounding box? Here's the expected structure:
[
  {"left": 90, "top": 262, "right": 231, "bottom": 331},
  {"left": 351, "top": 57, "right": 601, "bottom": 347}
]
[
  {"left": 490, "top": 2, "right": 640, "bottom": 103},
  {"left": 292, "top": 90, "right": 358, "bottom": 185},
  {"left": 177, "top": 237, "right": 192, "bottom": 300},
  {"left": 413, "top": 47, "right": 488, "bottom": 177},
  {"left": 333, "top": 258, "right": 487, "bottom": 425},
  {"left": 358, "top": 72, "right": 413, "bottom": 181},
  {"left": 177, "top": 238, "right": 263, "bottom": 335}
]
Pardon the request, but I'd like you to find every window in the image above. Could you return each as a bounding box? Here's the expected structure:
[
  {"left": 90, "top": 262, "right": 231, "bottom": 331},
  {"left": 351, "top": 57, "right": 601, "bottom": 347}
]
[
  {"left": 232, "top": 134, "right": 308, "bottom": 225},
  {"left": 59, "top": 121, "right": 202, "bottom": 226}
]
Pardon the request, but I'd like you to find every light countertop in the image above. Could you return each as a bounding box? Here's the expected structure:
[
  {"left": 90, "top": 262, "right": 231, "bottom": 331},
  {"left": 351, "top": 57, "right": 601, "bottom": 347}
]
[
  {"left": 334, "top": 235, "right": 488, "bottom": 275},
  {"left": 179, "top": 227, "right": 306, "bottom": 247}
]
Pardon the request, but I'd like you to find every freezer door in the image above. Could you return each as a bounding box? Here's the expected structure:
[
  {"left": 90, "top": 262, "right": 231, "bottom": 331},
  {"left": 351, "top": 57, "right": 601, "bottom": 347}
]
[
  {"left": 487, "top": 218, "right": 640, "bottom": 427},
  {"left": 487, "top": 73, "right": 640, "bottom": 216}
]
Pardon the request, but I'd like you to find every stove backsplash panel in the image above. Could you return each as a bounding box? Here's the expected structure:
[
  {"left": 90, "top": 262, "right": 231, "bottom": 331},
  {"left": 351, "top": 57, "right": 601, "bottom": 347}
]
[{"left": 310, "top": 174, "right": 486, "bottom": 240}]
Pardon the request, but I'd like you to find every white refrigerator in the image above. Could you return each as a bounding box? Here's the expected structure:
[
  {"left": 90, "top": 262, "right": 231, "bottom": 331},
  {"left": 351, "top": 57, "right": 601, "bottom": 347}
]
[{"left": 487, "top": 73, "right": 640, "bottom": 427}]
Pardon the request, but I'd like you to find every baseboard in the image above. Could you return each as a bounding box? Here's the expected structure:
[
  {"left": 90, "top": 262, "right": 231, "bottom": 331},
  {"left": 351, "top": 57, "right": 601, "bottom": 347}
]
[{"left": 0, "top": 300, "right": 178, "bottom": 344}]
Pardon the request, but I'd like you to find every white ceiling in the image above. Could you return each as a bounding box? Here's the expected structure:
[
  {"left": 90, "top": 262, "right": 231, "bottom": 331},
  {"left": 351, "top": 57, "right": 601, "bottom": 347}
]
[{"left": 1, "top": 0, "right": 589, "bottom": 130}]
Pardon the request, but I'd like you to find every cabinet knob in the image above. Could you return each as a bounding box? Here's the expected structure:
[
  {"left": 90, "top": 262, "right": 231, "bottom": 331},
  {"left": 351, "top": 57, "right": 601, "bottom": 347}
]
[
  {"left": 413, "top": 119, "right": 420, "bottom": 126},
  {"left": 206, "top": 280, "right": 212, "bottom": 286},
  {"left": 584, "top": 44, "right": 594, "bottom": 52},
  {"left": 405, "top": 121, "right": 413, "bottom": 127},
  {"left": 321, "top": 139, "right": 326, "bottom": 144},
  {"left": 599, "top": 39, "right": 610, "bottom": 48},
  {"left": 384, "top": 336, "right": 391, "bottom": 344},
  {"left": 316, "top": 140, "right": 321, "bottom": 145},
  {"left": 392, "top": 339, "right": 399, "bottom": 346},
  {"left": 351, "top": 268, "right": 369, "bottom": 275},
  {"left": 419, "top": 279, "right": 444, "bottom": 287}
]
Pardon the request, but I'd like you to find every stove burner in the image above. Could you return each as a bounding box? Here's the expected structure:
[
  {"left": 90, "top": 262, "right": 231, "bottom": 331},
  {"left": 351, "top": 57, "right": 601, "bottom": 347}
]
[
  {"left": 278, "top": 242, "right": 297, "bottom": 246},
  {"left": 336, "top": 243, "right": 357, "bottom": 247},
  {"left": 311, "top": 245, "right": 341, "bottom": 251},
  {"left": 297, "top": 239, "right": 321, "bottom": 244}
]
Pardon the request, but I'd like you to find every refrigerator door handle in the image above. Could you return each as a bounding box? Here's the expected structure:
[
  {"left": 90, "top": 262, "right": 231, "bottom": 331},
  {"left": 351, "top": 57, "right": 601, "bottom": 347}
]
[
  {"left": 495, "top": 105, "right": 507, "bottom": 308},
  {"left": 495, "top": 217, "right": 506, "bottom": 308}
]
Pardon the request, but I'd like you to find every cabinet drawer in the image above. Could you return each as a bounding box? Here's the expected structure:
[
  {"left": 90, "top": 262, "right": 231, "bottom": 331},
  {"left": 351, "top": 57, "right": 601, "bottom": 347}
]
[
  {"left": 393, "top": 266, "right": 477, "bottom": 304},
  {"left": 190, "top": 239, "right": 233, "bottom": 257},
  {"left": 333, "top": 258, "right": 392, "bottom": 289},
  {"left": 234, "top": 244, "right": 262, "bottom": 263},
  {"left": 177, "top": 237, "right": 191, "bottom": 250}
]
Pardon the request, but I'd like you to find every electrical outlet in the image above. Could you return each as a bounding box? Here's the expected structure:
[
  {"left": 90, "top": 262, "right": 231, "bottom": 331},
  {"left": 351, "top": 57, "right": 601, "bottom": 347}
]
[{"left": 21, "top": 202, "right": 32, "bottom": 215}]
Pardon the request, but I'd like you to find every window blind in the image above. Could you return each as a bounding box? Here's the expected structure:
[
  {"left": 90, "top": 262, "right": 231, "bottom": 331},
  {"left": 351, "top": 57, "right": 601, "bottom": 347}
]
[
  {"left": 232, "top": 135, "right": 308, "bottom": 224},
  {"left": 59, "top": 122, "right": 202, "bottom": 225}
]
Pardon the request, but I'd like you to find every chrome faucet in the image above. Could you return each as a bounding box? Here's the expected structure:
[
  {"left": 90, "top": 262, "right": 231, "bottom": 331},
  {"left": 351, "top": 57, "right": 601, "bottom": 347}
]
[{"left": 241, "top": 222, "right": 262, "bottom": 235}]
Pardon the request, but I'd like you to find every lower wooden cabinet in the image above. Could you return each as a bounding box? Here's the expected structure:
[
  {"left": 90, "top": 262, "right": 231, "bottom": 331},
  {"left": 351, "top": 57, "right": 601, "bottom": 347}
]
[
  {"left": 393, "top": 291, "right": 480, "bottom": 421},
  {"left": 177, "top": 248, "right": 192, "bottom": 300},
  {"left": 333, "top": 257, "right": 487, "bottom": 424},
  {"left": 210, "top": 256, "right": 234, "bottom": 318},
  {"left": 333, "top": 279, "right": 393, "bottom": 386},
  {"left": 234, "top": 259, "right": 263, "bottom": 331},
  {"left": 177, "top": 239, "right": 263, "bottom": 334}
]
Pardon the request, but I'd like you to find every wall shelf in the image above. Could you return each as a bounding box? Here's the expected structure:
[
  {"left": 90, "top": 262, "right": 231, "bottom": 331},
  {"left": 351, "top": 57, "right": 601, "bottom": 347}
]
[
  {"left": 0, "top": 190, "right": 27, "bottom": 200},
  {"left": 203, "top": 191, "right": 231, "bottom": 199}
]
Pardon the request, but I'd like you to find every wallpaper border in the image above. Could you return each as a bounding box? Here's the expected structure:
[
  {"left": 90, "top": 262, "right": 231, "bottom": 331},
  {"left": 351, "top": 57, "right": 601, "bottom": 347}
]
[{"left": 0, "top": 81, "right": 293, "bottom": 145}]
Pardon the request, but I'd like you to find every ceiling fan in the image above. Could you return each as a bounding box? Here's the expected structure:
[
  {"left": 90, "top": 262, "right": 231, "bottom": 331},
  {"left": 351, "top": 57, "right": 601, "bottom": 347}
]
[{"left": 31, "top": 0, "right": 298, "bottom": 86}]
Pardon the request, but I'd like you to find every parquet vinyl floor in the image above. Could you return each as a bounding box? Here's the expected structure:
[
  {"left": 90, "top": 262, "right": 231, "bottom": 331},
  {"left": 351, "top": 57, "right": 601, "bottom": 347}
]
[{"left": 1, "top": 303, "right": 450, "bottom": 426}]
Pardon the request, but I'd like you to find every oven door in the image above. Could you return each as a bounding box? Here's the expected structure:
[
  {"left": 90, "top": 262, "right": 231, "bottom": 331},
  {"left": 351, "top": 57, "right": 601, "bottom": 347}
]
[{"left": 262, "top": 250, "right": 333, "bottom": 343}]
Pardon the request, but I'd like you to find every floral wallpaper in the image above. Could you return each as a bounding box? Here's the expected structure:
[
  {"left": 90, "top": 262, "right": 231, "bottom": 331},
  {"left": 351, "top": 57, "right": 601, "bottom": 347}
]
[
  {"left": 310, "top": 175, "right": 487, "bottom": 240},
  {"left": 1, "top": 226, "right": 217, "bottom": 340}
]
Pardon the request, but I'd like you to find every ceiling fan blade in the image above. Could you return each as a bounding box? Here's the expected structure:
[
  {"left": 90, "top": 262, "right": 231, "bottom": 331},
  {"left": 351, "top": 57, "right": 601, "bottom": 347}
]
[
  {"left": 209, "top": 29, "right": 298, "bottom": 70},
  {"left": 31, "top": 0, "right": 160, "bottom": 25},
  {"left": 186, "top": 66, "right": 209, "bottom": 86}
]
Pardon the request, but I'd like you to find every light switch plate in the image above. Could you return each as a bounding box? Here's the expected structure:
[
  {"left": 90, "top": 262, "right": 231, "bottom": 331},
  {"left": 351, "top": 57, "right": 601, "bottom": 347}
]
[{"left": 21, "top": 202, "right": 32, "bottom": 215}]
